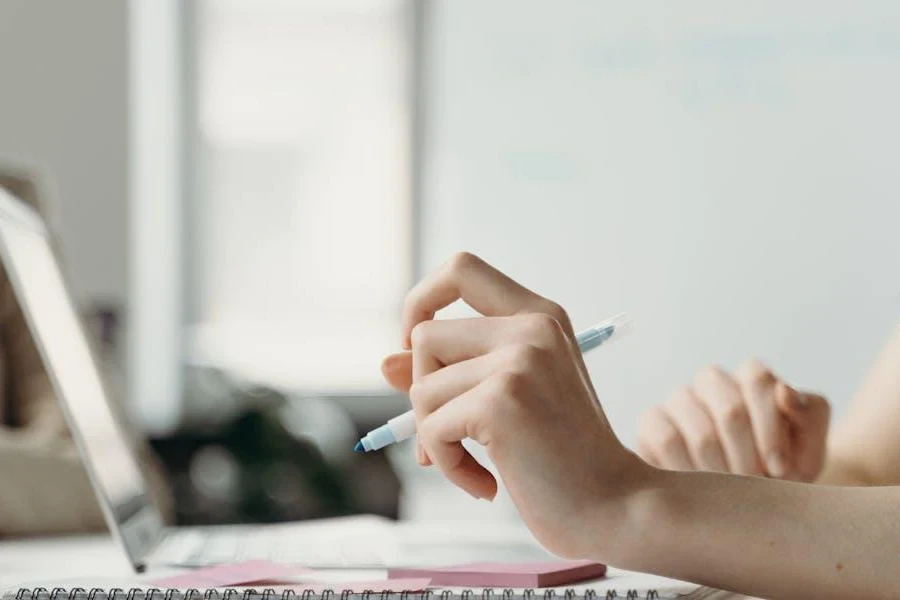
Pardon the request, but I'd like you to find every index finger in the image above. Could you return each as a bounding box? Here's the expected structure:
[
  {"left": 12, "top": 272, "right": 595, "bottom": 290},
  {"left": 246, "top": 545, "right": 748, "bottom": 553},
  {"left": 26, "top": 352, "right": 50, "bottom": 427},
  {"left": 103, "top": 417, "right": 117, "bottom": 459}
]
[{"left": 402, "top": 252, "right": 561, "bottom": 349}]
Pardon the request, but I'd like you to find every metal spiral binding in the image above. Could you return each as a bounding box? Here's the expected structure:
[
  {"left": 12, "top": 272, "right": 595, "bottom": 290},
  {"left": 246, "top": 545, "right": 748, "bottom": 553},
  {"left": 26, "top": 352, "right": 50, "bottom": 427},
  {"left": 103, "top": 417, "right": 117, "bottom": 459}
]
[
  {"left": 224, "top": 589, "right": 240, "bottom": 600},
  {"left": 11, "top": 588, "right": 668, "bottom": 600}
]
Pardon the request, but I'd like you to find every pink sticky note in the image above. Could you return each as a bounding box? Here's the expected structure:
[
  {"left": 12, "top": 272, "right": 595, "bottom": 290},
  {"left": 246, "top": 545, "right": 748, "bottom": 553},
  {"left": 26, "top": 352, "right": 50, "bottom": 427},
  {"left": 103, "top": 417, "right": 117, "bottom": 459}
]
[
  {"left": 389, "top": 560, "right": 607, "bottom": 588},
  {"left": 152, "top": 561, "right": 312, "bottom": 588},
  {"left": 274, "top": 579, "right": 432, "bottom": 594}
]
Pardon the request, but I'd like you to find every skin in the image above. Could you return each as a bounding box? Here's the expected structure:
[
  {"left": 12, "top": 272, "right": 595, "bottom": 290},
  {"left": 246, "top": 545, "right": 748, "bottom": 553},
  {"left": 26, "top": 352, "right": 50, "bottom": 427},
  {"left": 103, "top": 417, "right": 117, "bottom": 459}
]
[
  {"left": 636, "top": 362, "right": 830, "bottom": 483},
  {"left": 636, "top": 324, "right": 900, "bottom": 488},
  {"left": 381, "top": 252, "right": 900, "bottom": 600}
]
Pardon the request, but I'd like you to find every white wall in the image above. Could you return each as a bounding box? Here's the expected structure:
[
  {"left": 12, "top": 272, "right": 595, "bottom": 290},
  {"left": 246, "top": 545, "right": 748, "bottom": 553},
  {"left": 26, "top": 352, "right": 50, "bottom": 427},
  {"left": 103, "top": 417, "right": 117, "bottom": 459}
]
[
  {"left": 420, "top": 0, "right": 900, "bottom": 448},
  {"left": 0, "top": 0, "right": 129, "bottom": 306}
]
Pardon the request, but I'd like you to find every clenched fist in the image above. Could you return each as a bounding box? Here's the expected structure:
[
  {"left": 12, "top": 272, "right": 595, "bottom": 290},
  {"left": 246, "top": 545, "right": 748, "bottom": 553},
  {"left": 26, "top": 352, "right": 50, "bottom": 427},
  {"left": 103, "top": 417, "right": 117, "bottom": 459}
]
[{"left": 637, "top": 360, "right": 830, "bottom": 482}]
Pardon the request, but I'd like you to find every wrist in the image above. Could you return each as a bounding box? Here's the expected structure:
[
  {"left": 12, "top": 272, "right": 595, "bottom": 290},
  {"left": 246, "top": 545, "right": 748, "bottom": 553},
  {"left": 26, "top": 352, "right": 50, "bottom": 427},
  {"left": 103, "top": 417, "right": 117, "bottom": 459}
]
[{"left": 577, "top": 447, "right": 663, "bottom": 565}]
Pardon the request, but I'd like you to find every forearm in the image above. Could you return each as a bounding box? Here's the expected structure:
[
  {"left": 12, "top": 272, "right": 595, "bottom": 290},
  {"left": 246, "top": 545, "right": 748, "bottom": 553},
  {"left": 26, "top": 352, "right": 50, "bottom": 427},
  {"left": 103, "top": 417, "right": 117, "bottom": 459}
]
[
  {"left": 602, "top": 464, "right": 900, "bottom": 600},
  {"left": 817, "top": 448, "right": 878, "bottom": 486}
]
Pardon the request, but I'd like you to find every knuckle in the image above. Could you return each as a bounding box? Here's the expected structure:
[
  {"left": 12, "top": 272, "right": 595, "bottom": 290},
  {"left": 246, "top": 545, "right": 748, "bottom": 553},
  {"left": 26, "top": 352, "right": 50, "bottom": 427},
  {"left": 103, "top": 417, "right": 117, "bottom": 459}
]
[
  {"left": 695, "top": 364, "right": 728, "bottom": 388},
  {"left": 446, "top": 251, "right": 480, "bottom": 275},
  {"left": 541, "top": 300, "right": 571, "bottom": 328},
  {"left": 498, "top": 369, "right": 531, "bottom": 399},
  {"left": 409, "top": 321, "right": 432, "bottom": 348},
  {"left": 692, "top": 429, "right": 720, "bottom": 455},
  {"left": 523, "top": 312, "right": 564, "bottom": 345},
  {"left": 737, "top": 358, "right": 776, "bottom": 387},
  {"left": 407, "top": 380, "right": 421, "bottom": 401},
  {"left": 407, "top": 380, "right": 427, "bottom": 406},
  {"left": 717, "top": 400, "right": 749, "bottom": 428},
  {"left": 510, "top": 343, "right": 546, "bottom": 372},
  {"left": 418, "top": 415, "right": 439, "bottom": 443}
]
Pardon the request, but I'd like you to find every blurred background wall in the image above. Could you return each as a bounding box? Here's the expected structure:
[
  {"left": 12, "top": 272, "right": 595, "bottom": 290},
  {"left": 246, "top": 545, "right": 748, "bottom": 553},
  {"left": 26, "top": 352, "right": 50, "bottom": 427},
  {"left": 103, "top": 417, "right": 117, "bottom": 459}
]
[
  {"left": 1, "top": 0, "right": 900, "bottom": 525},
  {"left": 418, "top": 0, "right": 900, "bottom": 443},
  {"left": 0, "top": 0, "right": 129, "bottom": 307}
]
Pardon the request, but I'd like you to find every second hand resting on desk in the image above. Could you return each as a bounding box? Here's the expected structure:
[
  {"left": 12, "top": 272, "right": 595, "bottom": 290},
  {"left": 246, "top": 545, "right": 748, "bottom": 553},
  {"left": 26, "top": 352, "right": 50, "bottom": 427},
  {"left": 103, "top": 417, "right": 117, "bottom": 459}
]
[{"left": 355, "top": 313, "right": 633, "bottom": 453}]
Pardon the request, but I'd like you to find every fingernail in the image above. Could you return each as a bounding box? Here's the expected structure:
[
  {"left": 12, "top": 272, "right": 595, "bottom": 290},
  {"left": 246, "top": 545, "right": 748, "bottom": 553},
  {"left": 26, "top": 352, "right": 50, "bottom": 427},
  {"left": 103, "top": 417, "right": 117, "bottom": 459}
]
[
  {"left": 767, "top": 451, "right": 787, "bottom": 478},
  {"left": 415, "top": 441, "right": 425, "bottom": 465}
]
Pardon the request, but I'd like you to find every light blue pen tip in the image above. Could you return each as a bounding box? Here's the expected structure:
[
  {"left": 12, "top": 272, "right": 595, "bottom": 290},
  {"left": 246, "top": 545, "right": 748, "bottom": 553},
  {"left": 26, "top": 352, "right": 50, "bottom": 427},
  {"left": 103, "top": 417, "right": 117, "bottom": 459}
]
[
  {"left": 353, "top": 441, "right": 364, "bottom": 453},
  {"left": 576, "top": 324, "right": 615, "bottom": 353}
]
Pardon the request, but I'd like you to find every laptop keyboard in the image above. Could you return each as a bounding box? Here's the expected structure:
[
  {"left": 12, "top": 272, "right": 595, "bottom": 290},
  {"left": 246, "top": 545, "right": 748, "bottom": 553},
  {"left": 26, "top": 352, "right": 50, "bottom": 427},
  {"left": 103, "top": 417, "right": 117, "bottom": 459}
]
[
  {"left": 152, "top": 519, "right": 552, "bottom": 570},
  {"left": 154, "top": 525, "right": 387, "bottom": 568}
]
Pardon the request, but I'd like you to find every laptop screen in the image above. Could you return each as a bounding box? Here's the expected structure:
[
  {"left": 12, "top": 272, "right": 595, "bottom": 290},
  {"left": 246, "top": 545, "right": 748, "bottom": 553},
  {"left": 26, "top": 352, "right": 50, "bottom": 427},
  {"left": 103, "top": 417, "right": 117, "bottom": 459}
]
[{"left": 0, "top": 192, "right": 161, "bottom": 569}]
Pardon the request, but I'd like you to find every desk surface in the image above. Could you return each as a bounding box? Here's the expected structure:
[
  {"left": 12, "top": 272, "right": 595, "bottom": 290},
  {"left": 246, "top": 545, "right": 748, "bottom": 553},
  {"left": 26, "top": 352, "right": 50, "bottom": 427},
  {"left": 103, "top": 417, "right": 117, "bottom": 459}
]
[{"left": 0, "top": 535, "right": 135, "bottom": 590}]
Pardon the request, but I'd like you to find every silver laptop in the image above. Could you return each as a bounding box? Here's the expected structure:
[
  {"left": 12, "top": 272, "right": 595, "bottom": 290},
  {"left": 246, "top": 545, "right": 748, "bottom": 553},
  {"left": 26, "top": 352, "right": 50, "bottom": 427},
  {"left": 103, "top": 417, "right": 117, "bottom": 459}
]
[{"left": 0, "top": 189, "right": 552, "bottom": 573}]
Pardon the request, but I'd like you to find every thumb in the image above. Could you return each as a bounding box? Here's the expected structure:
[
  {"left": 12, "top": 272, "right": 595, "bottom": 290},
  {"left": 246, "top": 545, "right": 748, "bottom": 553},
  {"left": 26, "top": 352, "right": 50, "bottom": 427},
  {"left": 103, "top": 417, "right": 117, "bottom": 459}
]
[
  {"left": 775, "top": 381, "right": 830, "bottom": 481},
  {"left": 381, "top": 351, "right": 413, "bottom": 392},
  {"left": 775, "top": 382, "right": 830, "bottom": 430}
]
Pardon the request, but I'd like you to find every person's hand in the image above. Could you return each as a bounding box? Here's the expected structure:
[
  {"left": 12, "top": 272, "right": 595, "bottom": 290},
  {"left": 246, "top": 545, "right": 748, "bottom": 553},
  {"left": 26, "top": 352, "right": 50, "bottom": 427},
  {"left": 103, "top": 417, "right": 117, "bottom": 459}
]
[
  {"left": 380, "top": 252, "right": 643, "bottom": 558},
  {"left": 637, "top": 361, "right": 830, "bottom": 482}
]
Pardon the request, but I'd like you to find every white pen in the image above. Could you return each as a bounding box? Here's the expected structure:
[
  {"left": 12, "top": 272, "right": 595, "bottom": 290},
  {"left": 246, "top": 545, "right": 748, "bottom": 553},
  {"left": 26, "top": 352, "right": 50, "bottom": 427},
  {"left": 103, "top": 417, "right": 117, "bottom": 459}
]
[{"left": 354, "top": 312, "right": 633, "bottom": 453}]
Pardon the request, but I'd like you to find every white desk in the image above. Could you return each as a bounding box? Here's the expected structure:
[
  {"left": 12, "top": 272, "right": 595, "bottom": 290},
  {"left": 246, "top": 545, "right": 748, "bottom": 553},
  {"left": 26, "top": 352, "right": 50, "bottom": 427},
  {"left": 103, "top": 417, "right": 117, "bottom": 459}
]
[{"left": 0, "top": 535, "right": 131, "bottom": 589}]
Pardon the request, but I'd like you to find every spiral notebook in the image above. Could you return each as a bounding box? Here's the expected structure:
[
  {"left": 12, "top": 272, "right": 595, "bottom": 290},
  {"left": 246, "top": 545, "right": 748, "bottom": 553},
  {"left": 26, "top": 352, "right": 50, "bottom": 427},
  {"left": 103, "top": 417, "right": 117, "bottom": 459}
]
[
  {"left": 2, "top": 588, "right": 725, "bottom": 600},
  {"left": 1, "top": 568, "right": 720, "bottom": 600}
]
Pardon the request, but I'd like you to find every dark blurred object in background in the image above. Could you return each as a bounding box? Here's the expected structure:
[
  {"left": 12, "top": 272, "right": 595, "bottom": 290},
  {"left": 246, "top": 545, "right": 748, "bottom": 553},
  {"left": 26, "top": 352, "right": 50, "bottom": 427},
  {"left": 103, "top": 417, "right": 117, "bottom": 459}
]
[
  {"left": 150, "top": 365, "right": 401, "bottom": 526},
  {"left": 86, "top": 304, "right": 401, "bottom": 526}
]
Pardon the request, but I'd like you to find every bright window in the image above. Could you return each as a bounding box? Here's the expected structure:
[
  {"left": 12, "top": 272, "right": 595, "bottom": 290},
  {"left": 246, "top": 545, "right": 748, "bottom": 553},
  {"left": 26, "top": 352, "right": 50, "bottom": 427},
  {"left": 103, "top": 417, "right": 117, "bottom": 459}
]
[{"left": 188, "top": 0, "right": 413, "bottom": 393}]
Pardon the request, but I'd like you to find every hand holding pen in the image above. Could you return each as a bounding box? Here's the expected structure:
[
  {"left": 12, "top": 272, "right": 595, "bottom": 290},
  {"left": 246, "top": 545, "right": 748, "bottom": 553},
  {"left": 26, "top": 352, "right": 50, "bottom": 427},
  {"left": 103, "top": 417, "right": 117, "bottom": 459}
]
[
  {"left": 362, "top": 252, "right": 641, "bottom": 561},
  {"left": 359, "top": 312, "right": 632, "bottom": 453}
]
